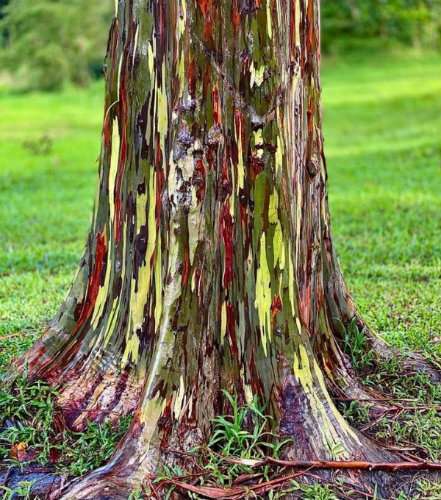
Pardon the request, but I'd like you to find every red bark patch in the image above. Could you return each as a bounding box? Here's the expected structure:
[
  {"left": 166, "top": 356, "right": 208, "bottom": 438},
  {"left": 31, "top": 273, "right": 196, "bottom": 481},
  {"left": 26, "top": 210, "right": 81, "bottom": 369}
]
[
  {"left": 20, "top": 342, "right": 47, "bottom": 375},
  {"left": 103, "top": 112, "right": 112, "bottom": 148},
  {"left": 307, "top": 0, "right": 317, "bottom": 53},
  {"left": 232, "top": 0, "right": 241, "bottom": 31},
  {"left": 299, "top": 283, "right": 311, "bottom": 328},
  {"left": 220, "top": 156, "right": 232, "bottom": 200},
  {"left": 187, "top": 59, "right": 198, "bottom": 97},
  {"left": 198, "top": 0, "right": 210, "bottom": 16},
  {"left": 159, "top": 398, "right": 173, "bottom": 449},
  {"left": 221, "top": 204, "right": 234, "bottom": 288},
  {"left": 194, "top": 268, "right": 204, "bottom": 304},
  {"left": 289, "top": 0, "right": 297, "bottom": 55},
  {"left": 49, "top": 447, "right": 62, "bottom": 464},
  {"left": 226, "top": 303, "right": 239, "bottom": 357},
  {"left": 271, "top": 295, "right": 283, "bottom": 318},
  {"left": 198, "top": 0, "right": 214, "bottom": 41},
  {"left": 212, "top": 86, "right": 222, "bottom": 125},
  {"left": 250, "top": 154, "right": 264, "bottom": 181},
  {"left": 74, "top": 232, "right": 107, "bottom": 332},
  {"left": 193, "top": 158, "right": 206, "bottom": 203}
]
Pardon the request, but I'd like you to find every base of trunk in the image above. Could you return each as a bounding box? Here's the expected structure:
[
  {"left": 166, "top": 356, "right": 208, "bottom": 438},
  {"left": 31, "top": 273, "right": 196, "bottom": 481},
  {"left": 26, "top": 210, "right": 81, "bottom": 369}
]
[{"left": 54, "top": 394, "right": 396, "bottom": 499}]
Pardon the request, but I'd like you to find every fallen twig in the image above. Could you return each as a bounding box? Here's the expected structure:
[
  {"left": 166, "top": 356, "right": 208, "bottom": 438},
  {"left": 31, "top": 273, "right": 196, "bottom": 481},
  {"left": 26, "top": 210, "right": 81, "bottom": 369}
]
[{"left": 217, "top": 455, "right": 441, "bottom": 472}]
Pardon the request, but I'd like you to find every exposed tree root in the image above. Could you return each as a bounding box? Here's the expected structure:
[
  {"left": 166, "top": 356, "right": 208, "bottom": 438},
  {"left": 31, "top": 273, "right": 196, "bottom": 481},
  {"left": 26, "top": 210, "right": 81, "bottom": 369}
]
[
  {"left": 56, "top": 364, "right": 142, "bottom": 431},
  {"left": 54, "top": 445, "right": 158, "bottom": 499},
  {"left": 359, "top": 319, "right": 441, "bottom": 383},
  {"left": 0, "top": 465, "right": 63, "bottom": 499},
  {"left": 324, "top": 263, "right": 441, "bottom": 384},
  {"left": 320, "top": 352, "right": 392, "bottom": 419},
  {"left": 15, "top": 340, "right": 143, "bottom": 431}
]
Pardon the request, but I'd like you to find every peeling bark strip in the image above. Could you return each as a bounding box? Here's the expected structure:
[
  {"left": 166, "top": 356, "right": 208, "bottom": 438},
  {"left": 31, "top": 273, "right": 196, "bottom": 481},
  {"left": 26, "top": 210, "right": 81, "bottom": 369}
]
[{"left": 13, "top": 1, "right": 440, "bottom": 498}]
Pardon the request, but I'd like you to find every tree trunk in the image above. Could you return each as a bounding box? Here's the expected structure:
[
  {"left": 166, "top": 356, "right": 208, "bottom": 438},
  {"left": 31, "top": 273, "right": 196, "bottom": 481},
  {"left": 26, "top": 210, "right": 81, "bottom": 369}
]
[{"left": 12, "top": 0, "right": 438, "bottom": 498}]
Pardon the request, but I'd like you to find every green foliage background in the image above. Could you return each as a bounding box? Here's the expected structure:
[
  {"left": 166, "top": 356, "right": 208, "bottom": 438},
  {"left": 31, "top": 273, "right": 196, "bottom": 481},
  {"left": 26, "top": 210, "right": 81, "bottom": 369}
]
[
  {"left": 322, "top": 0, "right": 441, "bottom": 53},
  {"left": 0, "top": 0, "right": 113, "bottom": 91},
  {"left": 0, "top": 0, "right": 440, "bottom": 90}
]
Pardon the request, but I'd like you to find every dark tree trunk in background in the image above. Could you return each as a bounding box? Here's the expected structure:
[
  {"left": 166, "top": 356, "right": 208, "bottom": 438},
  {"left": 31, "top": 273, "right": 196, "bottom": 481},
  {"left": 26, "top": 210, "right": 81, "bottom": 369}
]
[{"left": 14, "top": 0, "right": 439, "bottom": 498}]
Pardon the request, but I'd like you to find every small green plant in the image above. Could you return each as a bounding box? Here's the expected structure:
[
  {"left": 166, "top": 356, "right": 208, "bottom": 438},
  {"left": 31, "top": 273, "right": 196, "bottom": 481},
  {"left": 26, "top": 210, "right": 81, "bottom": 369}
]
[
  {"left": 328, "top": 440, "right": 346, "bottom": 460},
  {"left": 342, "top": 319, "right": 375, "bottom": 370},
  {"left": 128, "top": 489, "right": 144, "bottom": 500},
  {"left": 267, "top": 481, "right": 340, "bottom": 499},
  {"left": 338, "top": 400, "right": 369, "bottom": 426},
  {"left": 154, "top": 391, "right": 293, "bottom": 497},
  {"left": 155, "top": 463, "right": 186, "bottom": 481},
  {"left": 0, "top": 481, "right": 34, "bottom": 500},
  {"left": 209, "top": 391, "right": 274, "bottom": 455},
  {"left": 204, "top": 390, "right": 291, "bottom": 485},
  {"left": 291, "top": 480, "right": 339, "bottom": 500},
  {"left": 153, "top": 464, "right": 187, "bottom": 499},
  {"left": 414, "top": 479, "right": 441, "bottom": 499}
]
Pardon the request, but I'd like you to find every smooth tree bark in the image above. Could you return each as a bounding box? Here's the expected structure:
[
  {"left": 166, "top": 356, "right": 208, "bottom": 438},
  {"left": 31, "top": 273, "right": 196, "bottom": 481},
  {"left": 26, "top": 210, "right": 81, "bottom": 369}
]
[{"left": 13, "top": 0, "right": 439, "bottom": 498}]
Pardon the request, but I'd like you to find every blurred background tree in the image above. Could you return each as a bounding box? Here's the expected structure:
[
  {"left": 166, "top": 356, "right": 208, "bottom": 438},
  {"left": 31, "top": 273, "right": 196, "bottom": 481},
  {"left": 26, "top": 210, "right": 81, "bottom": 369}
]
[
  {"left": 0, "top": 0, "right": 440, "bottom": 91},
  {"left": 322, "top": 0, "right": 441, "bottom": 54},
  {"left": 0, "top": 0, "right": 112, "bottom": 91}
]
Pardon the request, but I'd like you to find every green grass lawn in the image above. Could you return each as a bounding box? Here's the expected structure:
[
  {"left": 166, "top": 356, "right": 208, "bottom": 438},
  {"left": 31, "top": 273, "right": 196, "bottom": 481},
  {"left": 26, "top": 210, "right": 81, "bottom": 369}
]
[
  {"left": 322, "top": 52, "right": 441, "bottom": 366},
  {"left": 0, "top": 84, "right": 103, "bottom": 368},
  {"left": 1, "top": 52, "right": 440, "bottom": 372}
]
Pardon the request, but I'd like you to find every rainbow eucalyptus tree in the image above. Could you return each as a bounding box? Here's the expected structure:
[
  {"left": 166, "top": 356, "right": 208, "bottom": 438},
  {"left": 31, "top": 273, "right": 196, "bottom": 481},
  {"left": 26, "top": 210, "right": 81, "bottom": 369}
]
[{"left": 13, "top": 0, "right": 439, "bottom": 498}]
